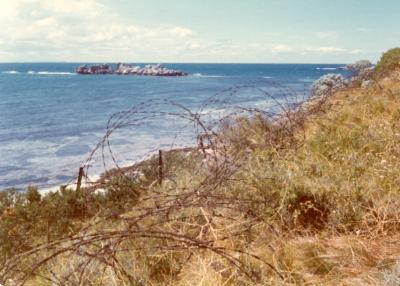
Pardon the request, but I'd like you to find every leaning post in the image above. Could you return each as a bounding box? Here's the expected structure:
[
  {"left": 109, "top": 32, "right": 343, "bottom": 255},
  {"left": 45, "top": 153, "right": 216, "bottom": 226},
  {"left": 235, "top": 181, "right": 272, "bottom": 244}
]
[
  {"left": 198, "top": 135, "right": 207, "bottom": 158},
  {"left": 158, "top": 150, "right": 163, "bottom": 185},
  {"left": 76, "top": 167, "right": 84, "bottom": 192}
]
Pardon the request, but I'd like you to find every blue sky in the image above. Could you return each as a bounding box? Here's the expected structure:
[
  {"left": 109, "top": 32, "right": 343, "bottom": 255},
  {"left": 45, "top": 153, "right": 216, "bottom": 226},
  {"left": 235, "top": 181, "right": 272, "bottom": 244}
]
[{"left": 1, "top": 0, "right": 399, "bottom": 63}]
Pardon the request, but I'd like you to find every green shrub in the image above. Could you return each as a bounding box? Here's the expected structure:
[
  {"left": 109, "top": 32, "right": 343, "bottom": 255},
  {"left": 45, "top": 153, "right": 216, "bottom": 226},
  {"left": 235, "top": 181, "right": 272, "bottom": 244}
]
[
  {"left": 0, "top": 188, "right": 18, "bottom": 213},
  {"left": 104, "top": 175, "right": 140, "bottom": 212},
  {"left": 376, "top": 48, "right": 400, "bottom": 76},
  {"left": 26, "top": 185, "right": 41, "bottom": 203}
]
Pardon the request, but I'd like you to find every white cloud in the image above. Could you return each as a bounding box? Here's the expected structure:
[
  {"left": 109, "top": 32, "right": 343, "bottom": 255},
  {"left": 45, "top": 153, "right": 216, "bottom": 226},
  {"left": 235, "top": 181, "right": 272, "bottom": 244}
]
[
  {"left": 356, "top": 28, "right": 374, "bottom": 33},
  {"left": 314, "top": 31, "right": 338, "bottom": 41},
  {"left": 271, "top": 44, "right": 293, "bottom": 53},
  {"left": 305, "top": 46, "right": 346, "bottom": 53},
  {"left": 269, "top": 44, "right": 355, "bottom": 55},
  {"left": 169, "top": 27, "right": 193, "bottom": 38},
  {"left": 0, "top": 0, "right": 196, "bottom": 61},
  {"left": 0, "top": 0, "right": 365, "bottom": 63}
]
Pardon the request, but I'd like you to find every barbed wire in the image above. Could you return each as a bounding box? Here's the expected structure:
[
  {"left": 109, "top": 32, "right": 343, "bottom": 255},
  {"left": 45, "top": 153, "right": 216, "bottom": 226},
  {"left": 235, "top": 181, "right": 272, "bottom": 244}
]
[{"left": 1, "top": 79, "right": 333, "bottom": 285}]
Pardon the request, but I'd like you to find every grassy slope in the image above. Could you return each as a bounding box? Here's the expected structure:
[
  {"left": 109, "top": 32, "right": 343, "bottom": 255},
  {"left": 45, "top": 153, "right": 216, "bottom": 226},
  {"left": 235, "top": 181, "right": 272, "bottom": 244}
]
[
  {"left": 3, "top": 72, "right": 400, "bottom": 285},
  {"left": 234, "top": 73, "right": 400, "bottom": 285},
  {"left": 167, "top": 73, "right": 400, "bottom": 285}
]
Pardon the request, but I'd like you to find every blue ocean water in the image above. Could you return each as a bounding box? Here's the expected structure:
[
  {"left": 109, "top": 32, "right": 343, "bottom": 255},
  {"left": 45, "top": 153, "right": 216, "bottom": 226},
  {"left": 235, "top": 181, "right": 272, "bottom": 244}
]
[{"left": 0, "top": 63, "right": 348, "bottom": 190}]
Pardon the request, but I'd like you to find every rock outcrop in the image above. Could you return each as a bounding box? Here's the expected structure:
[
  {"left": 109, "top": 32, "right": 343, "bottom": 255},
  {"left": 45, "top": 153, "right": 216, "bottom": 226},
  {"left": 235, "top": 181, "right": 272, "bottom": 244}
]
[
  {"left": 76, "top": 63, "right": 188, "bottom": 76},
  {"left": 312, "top": 74, "right": 349, "bottom": 97},
  {"left": 346, "top": 60, "right": 375, "bottom": 86},
  {"left": 76, "top": 64, "right": 113, "bottom": 74},
  {"left": 114, "top": 63, "right": 141, "bottom": 75},
  {"left": 361, "top": 79, "right": 374, "bottom": 89},
  {"left": 346, "top": 60, "right": 373, "bottom": 73}
]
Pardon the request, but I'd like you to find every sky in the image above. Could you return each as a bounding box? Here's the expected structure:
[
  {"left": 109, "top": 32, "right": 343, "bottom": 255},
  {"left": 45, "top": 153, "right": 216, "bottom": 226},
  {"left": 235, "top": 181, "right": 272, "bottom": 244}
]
[{"left": 0, "top": 0, "right": 399, "bottom": 63}]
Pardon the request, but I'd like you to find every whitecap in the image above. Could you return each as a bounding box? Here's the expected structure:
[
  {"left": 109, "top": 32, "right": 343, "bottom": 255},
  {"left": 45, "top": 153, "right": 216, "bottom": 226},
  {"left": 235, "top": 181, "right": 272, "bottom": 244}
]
[
  {"left": 192, "top": 73, "right": 226, "bottom": 78},
  {"left": 198, "top": 107, "right": 228, "bottom": 115},
  {"left": 298, "top": 78, "right": 314, "bottom": 83},
  {"left": 2, "top": 70, "right": 20, "bottom": 74},
  {"left": 27, "top": 71, "right": 36, "bottom": 74},
  {"left": 316, "top": 67, "right": 337, "bottom": 71},
  {"left": 263, "top": 76, "right": 273, "bottom": 79},
  {"left": 37, "top": 71, "right": 76, "bottom": 75}
]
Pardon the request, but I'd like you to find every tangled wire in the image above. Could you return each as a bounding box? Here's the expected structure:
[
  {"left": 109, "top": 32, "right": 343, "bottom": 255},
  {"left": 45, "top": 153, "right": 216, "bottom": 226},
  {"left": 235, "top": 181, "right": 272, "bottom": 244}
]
[{"left": 1, "top": 79, "right": 331, "bottom": 285}]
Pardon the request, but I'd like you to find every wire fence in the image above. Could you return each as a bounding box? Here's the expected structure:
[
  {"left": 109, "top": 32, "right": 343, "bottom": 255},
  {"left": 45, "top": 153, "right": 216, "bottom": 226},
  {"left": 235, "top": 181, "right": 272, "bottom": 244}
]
[{"left": 1, "top": 79, "right": 334, "bottom": 285}]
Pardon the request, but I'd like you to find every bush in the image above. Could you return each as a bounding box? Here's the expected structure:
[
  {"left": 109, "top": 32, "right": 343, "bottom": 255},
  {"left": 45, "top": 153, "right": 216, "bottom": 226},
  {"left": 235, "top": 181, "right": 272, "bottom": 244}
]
[
  {"left": 376, "top": 48, "right": 400, "bottom": 76},
  {"left": 0, "top": 188, "right": 18, "bottom": 213},
  {"left": 26, "top": 185, "right": 41, "bottom": 203},
  {"left": 0, "top": 186, "right": 105, "bottom": 261},
  {"left": 104, "top": 175, "right": 140, "bottom": 212}
]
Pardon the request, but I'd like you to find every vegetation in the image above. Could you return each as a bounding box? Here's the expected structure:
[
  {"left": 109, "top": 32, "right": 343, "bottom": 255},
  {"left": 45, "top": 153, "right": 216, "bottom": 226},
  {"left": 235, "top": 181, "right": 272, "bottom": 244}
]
[
  {"left": 376, "top": 47, "right": 400, "bottom": 76},
  {"left": 2, "top": 50, "right": 400, "bottom": 285}
]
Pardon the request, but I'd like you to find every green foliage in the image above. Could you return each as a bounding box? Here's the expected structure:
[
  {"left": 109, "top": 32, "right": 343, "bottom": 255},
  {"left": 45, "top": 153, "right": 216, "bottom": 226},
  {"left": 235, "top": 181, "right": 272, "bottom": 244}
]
[
  {"left": 141, "top": 150, "right": 202, "bottom": 183},
  {"left": 104, "top": 175, "right": 140, "bottom": 213},
  {"left": 26, "top": 185, "right": 41, "bottom": 203},
  {"left": 0, "top": 169, "right": 155, "bottom": 263},
  {"left": 0, "top": 186, "right": 103, "bottom": 261},
  {"left": 4, "top": 71, "right": 400, "bottom": 284},
  {"left": 376, "top": 48, "right": 400, "bottom": 76},
  {"left": 0, "top": 188, "right": 18, "bottom": 213},
  {"left": 221, "top": 113, "right": 298, "bottom": 155}
]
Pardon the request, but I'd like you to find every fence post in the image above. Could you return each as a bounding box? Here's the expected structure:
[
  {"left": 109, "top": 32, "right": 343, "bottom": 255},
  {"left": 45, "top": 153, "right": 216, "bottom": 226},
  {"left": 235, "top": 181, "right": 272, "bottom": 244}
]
[
  {"left": 76, "top": 167, "right": 84, "bottom": 192},
  {"left": 158, "top": 150, "right": 163, "bottom": 185},
  {"left": 199, "top": 135, "right": 206, "bottom": 158}
]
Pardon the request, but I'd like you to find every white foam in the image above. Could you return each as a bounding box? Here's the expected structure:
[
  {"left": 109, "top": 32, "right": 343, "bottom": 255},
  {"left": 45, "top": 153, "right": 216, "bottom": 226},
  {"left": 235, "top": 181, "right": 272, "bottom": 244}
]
[
  {"left": 39, "top": 174, "right": 101, "bottom": 195},
  {"left": 263, "top": 76, "right": 273, "bottom": 79},
  {"left": 192, "top": 73, "right": 225, "bottom": 78},
  {"left": 2, "top": 70, "right": 76, "bottom": 75},
  {"left": 36, "top": 71, "right": 76, "bottom": 75},
  {"left": 298, "top": 78, "right": 314, "bottom": 83},
  {"left": 316, "top": 67, "right": 337, "bottom": 71},
  {"left": 2, "top": 70, "right": 20, "bottom": 74},
  {"left": 198, "top": 107, "right": 227, "bottom": 115}
]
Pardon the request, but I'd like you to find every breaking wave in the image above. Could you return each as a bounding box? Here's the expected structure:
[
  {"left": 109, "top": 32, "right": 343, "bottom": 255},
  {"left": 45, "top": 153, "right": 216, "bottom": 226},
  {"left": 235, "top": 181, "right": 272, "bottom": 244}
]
[
  {"left": 2, "top": 70, "right": 20, "bottom": 74},
  {"left": 192, "top": 73, "right": 226, "bottom": 78},
  {"left": 298, "top": 78, "right": 314, "bottom": 83},
  {"left": 36, "top": 71, "right": 76, "bottom": 75},
  {"left": 316, "top": 67, "right": 337, "bottom": 71},
  {"left": 2, "top": 70, "right": 76, "bottom": 75}
]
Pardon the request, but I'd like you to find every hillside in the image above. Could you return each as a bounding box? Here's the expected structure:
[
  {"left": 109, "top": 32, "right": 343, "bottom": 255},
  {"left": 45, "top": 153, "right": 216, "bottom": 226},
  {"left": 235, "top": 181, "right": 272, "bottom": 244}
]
[{"left": 2, "top": 50, "right": 400, "bottom": 285}]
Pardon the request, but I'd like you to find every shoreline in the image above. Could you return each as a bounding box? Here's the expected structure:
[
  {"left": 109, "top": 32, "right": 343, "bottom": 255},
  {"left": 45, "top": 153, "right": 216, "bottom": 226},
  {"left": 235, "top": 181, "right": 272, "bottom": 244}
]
[
  {"left": 0, "top": 64, "right": 353, "bottom": 194},
  {"left": 12, "top": 88, "right": 330, "bottom": 195},
  {"left": 39, "top": 145, "right": 199, "bottom": 195}
]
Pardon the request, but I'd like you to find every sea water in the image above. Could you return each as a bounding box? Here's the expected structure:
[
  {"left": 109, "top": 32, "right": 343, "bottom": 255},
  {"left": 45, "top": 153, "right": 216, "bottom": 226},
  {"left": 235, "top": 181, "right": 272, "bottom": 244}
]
[{"left": 0, "top": 63, "right": 349, "bottom": 190}]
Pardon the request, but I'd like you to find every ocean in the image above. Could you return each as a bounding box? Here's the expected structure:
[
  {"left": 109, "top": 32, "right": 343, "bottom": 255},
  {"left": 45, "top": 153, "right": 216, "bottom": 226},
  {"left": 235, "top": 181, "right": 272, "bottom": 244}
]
[{"left": 0, "top": 63, "right": 349, "bottom": 190}]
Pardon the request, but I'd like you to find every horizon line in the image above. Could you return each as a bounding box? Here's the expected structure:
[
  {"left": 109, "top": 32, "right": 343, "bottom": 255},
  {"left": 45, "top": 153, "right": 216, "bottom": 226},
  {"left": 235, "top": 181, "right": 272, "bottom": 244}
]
[{"left": 0, "top": 61, "right": 350, "bottom": 65}]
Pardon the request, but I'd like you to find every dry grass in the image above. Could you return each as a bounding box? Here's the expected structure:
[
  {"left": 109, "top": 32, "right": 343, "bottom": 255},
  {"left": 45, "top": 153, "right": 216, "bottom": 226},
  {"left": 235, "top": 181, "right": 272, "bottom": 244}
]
[{"left": 3, "top": 73, "right": 400, "bottom": 285}]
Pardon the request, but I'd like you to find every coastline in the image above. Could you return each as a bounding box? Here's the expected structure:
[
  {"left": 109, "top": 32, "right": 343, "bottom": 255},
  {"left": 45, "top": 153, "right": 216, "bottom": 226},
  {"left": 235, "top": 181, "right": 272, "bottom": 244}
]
[
  {"left": 5, "top": 51, "right": 400, "bottom": 284},
  {"left": 0, "top": 65, "right": 350, "bottom": 191},
  {"left": 39, "top": 89, "right": 330, "bottom": 196},
  {"left": 2, "top": 0, "right": 399, "bottom": 282},
  {"left": 0, "top": 63, "right": 347, "bottom": 192},
  {"left": 39, "top": 145, "right": 199, "bottom": 195}
]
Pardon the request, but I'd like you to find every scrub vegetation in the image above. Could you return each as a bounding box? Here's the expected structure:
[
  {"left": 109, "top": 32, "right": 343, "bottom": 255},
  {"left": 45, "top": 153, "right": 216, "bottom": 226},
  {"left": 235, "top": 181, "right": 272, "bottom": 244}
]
[{"left": 2, "top": 49, "right": 400, "bottom": 285}]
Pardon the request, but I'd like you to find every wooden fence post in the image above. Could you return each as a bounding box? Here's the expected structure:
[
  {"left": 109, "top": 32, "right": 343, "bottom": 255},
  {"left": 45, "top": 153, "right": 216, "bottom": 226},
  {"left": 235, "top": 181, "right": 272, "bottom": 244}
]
[
  {"left": 199, "top": 135, "right": 206, "bottom": 158},
  {"left": 76, "top": 167, "right": 84, "bottom": 192},
  {"left": 158, "top": 150, "right": 163, "bottom": 185}
]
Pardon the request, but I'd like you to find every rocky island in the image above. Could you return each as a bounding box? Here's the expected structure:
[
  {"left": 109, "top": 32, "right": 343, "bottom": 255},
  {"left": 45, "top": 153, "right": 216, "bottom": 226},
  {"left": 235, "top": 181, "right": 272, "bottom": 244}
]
[{"left": 76, "top": 63, "right": 188, "bottom": 76}]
